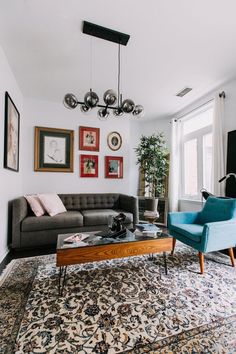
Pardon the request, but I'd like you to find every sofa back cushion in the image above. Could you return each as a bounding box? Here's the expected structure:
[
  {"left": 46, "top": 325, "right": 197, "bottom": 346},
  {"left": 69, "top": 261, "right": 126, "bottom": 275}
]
[
  {"left": 24, "top": 195, "right": 46, "bottom": 217},
  {"left": 197, "top": 196, "right": 236, "bottom": 224},
  {"left": 38, "top": 194, "right": 67, "bottom": 216},
  {"left": 59, "top": 193, "right": 120, "bottom": 211}
]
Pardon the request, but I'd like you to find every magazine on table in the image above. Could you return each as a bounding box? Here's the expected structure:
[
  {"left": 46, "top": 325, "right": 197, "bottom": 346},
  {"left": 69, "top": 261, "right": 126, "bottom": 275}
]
[{"left": 63, "top": 233, "right": 90, "bottom": 247}]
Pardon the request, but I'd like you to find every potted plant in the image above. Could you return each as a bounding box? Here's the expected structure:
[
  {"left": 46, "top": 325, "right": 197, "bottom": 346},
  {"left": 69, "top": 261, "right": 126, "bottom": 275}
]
[{"left": 135, "top": 132, "right": 169, "bottom": 213}]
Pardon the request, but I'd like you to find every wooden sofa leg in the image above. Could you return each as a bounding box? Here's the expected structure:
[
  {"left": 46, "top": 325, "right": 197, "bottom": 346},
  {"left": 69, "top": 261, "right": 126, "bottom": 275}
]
[
  {"left": 229, "top": 248, "right": 235, "bottom": 267},
  {"left": 199, "top": 252, "right": 204, "bottom": 274},
  {"left": 171, "top": 238, "right": 176, "bottom": 255}
]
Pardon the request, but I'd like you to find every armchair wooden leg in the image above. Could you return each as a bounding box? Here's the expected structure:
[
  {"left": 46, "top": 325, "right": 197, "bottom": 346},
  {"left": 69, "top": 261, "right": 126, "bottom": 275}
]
[
  {"left": 171, "top": 238, "right": 176, "bottom": 255},
  {"left": 229, "top": 248, "right": 235, "bottom": 267},
  {"left": 199, "top": 252, "right": 204, "bottom": 274}
]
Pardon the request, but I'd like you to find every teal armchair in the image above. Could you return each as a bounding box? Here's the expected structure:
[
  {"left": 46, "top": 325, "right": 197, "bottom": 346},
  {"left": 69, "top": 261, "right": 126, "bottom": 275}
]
[{"left": 168, "top": 197, "right": 236, "bottom": 274}]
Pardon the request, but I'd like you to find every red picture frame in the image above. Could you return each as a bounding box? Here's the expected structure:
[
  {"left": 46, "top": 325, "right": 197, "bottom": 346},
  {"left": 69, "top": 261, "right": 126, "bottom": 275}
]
[
  {"left": 80, "top": 154, "right": 98, "bottom": 177},
  {"left": 79, "top": 126, "right": 100, "bottom": 151},
  {"left": 105, "top": 156, "right": 123, "bottom": 179}
]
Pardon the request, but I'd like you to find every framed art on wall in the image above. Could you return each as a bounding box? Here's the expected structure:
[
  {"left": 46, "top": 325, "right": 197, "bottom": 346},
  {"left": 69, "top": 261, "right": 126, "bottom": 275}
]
[
  {"left": 4, "top": 92, "right": 20, "bottom": 172},
  {"left": 80, "top": 154, "right": 98, "bottom": 177},
  {"left": 34, "top": 126, "right": 74, "bottom": 172},
  {"left": 79, "top": 126, "right": 100, "bottom": 151},
  {"left": 105, "top": 156, "right": 123, "bottom": 179},
  {"left": 107, "top": 131, "right": 122, "bottom": 151}
]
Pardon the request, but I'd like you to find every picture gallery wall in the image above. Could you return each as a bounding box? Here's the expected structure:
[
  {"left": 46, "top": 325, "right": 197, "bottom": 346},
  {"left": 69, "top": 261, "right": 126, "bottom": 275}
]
[{"left": 34, "top": 125, "right": 123, "bottom": 179}]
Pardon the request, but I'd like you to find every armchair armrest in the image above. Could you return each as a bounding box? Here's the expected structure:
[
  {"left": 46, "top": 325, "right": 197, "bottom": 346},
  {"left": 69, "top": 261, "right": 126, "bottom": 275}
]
[
  {"left": 119, "top": 194, "right": 139, "bottom": 225},
  {"left": 202, "top": 220, "right": 236, "bottom": 252},
  {"left": 168, "top": 211, "right": 200, "bottom": 227}
]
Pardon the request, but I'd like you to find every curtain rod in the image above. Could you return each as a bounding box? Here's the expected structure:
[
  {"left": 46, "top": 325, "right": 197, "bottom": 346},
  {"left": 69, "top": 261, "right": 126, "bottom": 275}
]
[{"left": 174, "top": 91, "right": 225, "bottom": 121}]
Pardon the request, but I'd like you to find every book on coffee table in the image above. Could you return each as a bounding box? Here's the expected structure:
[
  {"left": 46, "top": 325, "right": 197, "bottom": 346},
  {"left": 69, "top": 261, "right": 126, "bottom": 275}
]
[{"left": 63, "top": 233, "right": 90, "bottom": 246}]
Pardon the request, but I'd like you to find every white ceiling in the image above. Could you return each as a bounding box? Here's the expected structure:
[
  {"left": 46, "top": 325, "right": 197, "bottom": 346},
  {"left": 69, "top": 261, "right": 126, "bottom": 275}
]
[{"left": 1, "top": 0, "right": 236, "bottom": 120}]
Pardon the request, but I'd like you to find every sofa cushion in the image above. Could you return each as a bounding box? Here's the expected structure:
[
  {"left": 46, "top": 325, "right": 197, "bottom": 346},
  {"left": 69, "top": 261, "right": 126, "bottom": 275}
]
[
  {"left": 24, "top": 195, "right": 46, "bottom": 217},
  {"left": 197, "top": 196, "right": 236, "bottom": 225},
  {"left": 21, "top": 211, "right": 83, "bottom": 232},
  {"left": 81, "top": 209, "right": 133, "bottom": 226},
  {"left": 170, "top": 223, "right": 203, "bottom": 243},
  {"left": 38, "top": 193, "right": 67, "bottom": 216}
]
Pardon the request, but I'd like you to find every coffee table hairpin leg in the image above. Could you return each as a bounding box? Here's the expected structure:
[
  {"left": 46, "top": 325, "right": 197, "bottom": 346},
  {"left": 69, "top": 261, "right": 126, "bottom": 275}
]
[
  {"left": 58, "top": 266, "right": 67, "bottom": 296},
  {"left": 163, "top": 252, "right": 168, "bottom": 275}
]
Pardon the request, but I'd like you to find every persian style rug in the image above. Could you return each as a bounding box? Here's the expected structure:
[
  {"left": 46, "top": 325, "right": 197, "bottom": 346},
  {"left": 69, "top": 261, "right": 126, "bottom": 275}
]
[{"left": 1, "top": 244, "right": 236, "bottom": 354}]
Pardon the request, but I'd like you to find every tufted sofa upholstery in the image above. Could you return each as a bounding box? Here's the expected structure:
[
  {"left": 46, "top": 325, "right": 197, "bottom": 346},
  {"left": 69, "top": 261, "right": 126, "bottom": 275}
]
[{"left": 11, "top": 193, "right": 138, "bottom": 249}]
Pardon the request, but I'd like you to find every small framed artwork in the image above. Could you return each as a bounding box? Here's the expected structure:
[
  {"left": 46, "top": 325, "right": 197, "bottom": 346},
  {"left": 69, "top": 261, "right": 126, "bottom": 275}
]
[
  {"left": 107, "top": 131, "right": 122, "bottom": 151},
  {"left": 80, "top": 154, "right": 98, "bottom": 177},
  {"left": 4, "top": 92, "right": 20, "bottom": 172},
  {"left": 79, "top": 126, "right": 100, "bottom": 151},
  {"left": 34, "top": 126, "right": 74, "bottom": 172},
  {"left": 105, "top": 156, "right": 123, "bottom": 179}
]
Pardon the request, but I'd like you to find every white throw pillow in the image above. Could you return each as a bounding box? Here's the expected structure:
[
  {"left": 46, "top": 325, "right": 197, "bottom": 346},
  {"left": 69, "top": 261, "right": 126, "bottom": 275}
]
[
  {"left": 24, "top": 195, "right": 46, "bottom": 217},
  {"left": 38, "top": 193, "right": 67, "bottom": 217}
]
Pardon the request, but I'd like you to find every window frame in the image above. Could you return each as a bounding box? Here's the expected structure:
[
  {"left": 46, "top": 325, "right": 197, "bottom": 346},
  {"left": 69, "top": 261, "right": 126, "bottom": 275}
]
[{"left": 180, "top": 104, "right": 213, "bottom": 201}]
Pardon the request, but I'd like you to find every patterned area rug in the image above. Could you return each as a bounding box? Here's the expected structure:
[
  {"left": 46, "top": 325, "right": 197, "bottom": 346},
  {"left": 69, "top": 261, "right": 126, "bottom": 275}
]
[{"left": 1, "top": 244, "right": 236, "bottom": 354}]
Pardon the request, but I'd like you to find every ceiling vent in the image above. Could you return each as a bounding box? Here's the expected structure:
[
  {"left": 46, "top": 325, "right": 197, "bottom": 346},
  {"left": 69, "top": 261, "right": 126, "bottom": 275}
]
[{"left": 176, "top": 87, "right": 193, "bottom": 97}]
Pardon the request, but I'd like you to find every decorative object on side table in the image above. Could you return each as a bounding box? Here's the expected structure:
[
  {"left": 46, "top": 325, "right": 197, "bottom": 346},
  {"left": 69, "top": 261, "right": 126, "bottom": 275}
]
[
  {"left": 105, "top": 156, "right": 123, "bottom": 178},
  {"left": 107, "top": 131, "right": 122, "bottom": 151},
  {"left": 80, "top": 154, "right": 98, "bottom": 177},
  {"left": 144, "top": 210, "right": 159, "bottom": 224},
  {"left": 34, "top": 127, "right": 74, "bottom": 172},
  {"left": 4, "top": 92, "right": 20, "bottom": 172},
  {"left": 79, "top": 126, "right": 100, "bottom": 151}
]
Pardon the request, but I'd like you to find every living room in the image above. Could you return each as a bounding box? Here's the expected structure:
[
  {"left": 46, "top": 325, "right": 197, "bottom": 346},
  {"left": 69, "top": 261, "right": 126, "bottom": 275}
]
[{"left": 1, "top": 0, "right": 236, "bottom": 353}]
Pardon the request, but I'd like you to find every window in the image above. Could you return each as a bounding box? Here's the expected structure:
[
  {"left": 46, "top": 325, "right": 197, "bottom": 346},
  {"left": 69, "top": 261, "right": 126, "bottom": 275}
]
[{"left": 181, "top": 104, "right": 213, "bottom": 200}]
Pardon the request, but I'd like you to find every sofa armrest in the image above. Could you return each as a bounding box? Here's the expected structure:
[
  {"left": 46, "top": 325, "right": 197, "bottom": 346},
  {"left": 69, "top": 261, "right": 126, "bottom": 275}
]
[
  {"left": 11, "top": 197, "right": 28, "bottom": 248},
  {"left": 119, "top": 194, "right": 139, "bottom": 225},
  {"left": 168, "top": 211, "right": 200, "bottom": 228},
  {"left": 202, "top": 220, "right": 236, "bottom": 253}
]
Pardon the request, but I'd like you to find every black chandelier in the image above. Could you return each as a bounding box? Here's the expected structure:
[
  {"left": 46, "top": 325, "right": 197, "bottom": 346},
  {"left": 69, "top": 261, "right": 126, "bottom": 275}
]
[{"left": 63, "top": 21, "right": 144, "bottom": 120}]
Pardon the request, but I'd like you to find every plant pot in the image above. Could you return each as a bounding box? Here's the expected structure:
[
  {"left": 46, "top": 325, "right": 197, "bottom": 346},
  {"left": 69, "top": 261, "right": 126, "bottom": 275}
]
[{"left": 144, "top": 197, "right": 158, "bottom": 211}]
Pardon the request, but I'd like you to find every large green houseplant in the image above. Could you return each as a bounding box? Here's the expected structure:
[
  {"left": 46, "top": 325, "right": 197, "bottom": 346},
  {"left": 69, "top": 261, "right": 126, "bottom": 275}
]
[{"left": 135, "top": 132, "right": 169, "bottom": 198}]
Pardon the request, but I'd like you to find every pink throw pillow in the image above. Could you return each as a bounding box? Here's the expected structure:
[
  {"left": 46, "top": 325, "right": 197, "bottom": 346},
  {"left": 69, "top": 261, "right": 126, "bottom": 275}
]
[
  {"left": 38, "top": 193, "right": 67, "bottom": 217},
  {"left": 24, "top": 195, "right": 46, "bottom": 217}
]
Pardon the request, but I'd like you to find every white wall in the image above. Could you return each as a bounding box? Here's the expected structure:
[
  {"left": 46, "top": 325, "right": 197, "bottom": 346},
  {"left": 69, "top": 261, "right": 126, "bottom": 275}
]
[
  {"left": 0, "top": 46, "right": 23, "bottom": 262},
  {"left": 22, "top": 98, "right": 132, "bottom": 195},
  {"left": 139, "top": 117, "right": 171, "bottom": 149}
]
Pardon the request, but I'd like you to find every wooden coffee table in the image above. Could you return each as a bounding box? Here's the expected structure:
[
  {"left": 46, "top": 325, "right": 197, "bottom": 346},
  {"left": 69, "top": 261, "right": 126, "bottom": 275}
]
[{"left": 56, "top": 229, "right": 172, "bottom": 295}]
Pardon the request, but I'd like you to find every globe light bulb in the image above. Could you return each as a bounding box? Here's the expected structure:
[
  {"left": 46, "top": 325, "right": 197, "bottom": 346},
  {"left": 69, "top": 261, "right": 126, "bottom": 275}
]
[
  {"left": 113, "top": 107, "right": 124, "bottom": 117},
  {"left": 98, "top": 108, "right": 109, "bottom": 121},
  {"left": 103, "top": 89, "right": 117, "bottom": 106},
  {"left": 84, "top": 89, "right": 99, "bottom": 108},
  {"left": 132, "top": 104, "right": 144, "bottom": 117},
  {"left": 63, "top": 93, "right": 78, "bottom": 109},
  {"left": 80, "top": 104, "right": 91, "bottom": 113},
  {"left": 122, "top": 99, "right": 135, "bottom": 113}
]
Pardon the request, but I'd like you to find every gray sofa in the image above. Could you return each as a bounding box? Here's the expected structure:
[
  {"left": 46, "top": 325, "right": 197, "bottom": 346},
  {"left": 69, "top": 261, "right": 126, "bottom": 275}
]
[{"left": 11, "top": 193, "right": 138, "bottom": 249}]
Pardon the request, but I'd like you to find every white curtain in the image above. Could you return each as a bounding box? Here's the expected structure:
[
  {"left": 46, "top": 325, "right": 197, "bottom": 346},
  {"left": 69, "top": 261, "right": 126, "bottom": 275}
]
[
  {"left": 169, "top": 118, "right": 181, "bottom": 211},
  {"left": 212, "top": 93, "right": 225, "bottom": 196}
]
